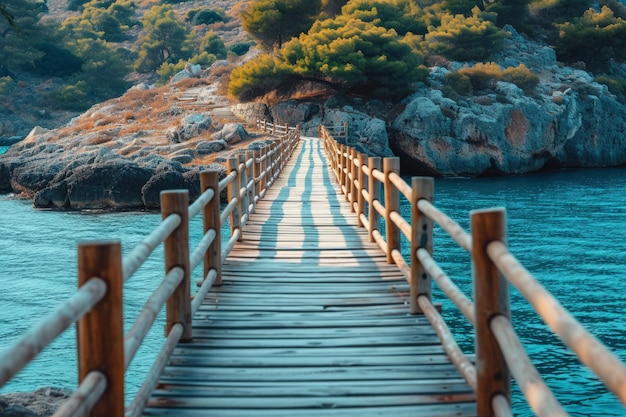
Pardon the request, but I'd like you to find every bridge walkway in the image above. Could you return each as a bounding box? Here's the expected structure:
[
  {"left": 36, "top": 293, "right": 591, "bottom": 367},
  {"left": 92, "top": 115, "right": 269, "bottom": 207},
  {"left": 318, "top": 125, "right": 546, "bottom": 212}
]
[{"left": 142, "top": 137, "right": 476, "bottom": 416}]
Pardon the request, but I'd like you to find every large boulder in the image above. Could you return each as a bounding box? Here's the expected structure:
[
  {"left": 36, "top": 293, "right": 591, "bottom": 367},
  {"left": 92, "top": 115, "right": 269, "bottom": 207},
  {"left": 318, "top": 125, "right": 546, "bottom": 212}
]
[
  {"left": 232, "top": 103, "right": 270, "bottom": 124},
  {"left": 211, "top": 123, "right": 247, "bottom": 144},
  {"left": 269, "top": 100, "right": 320, "bottom": 127},
  {"left": 196, "top": 140, "right": 227, "bottom": 155},
  {"left": 141, "top": 162, "right": 186, "bottom": 209}
]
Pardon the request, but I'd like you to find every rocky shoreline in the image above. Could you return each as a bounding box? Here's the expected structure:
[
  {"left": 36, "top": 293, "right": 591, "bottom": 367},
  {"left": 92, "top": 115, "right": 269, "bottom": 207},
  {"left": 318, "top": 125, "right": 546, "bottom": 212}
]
[{"left": 0, "top": 387, "right": 70, "bottom": 417}]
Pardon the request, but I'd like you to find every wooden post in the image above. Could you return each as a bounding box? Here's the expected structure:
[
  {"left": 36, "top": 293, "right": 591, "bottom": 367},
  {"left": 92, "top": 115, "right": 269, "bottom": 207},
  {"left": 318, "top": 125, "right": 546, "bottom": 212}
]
[
  {"left": 239, "top": 153, "right": 249, "bottom": 222},
  {"left": 356, "top": 152, "right": 366, "bottom": 227},
  {"left": 161, "top": 190, "right": 192, "bottom": 342},
  {"left": 350, "top": 149, "right": 359, "bottom": 212},
  {"left": 383, "top": 158, "right": 400, "bottom": 264},
  {"left": 200, "top": 171, "right": 221, "bottom": 287},
  {"left": 368, "top": 157, "right": 381, "bottom": 243},
  {"left": 227, "top": 157, "right": 241, "bottom": 238},
  {"left": 471, "top": 208, "right": 510, "bottom": 417},
  {"left": 410, "top": 177, "right": 434, "bottom": 315},
  {"left": 344, "top": 121, "right": 348, "bottom": 137},
  {"left": 260, "top": 146, "right": 267, "bottom": 195},
  {"left": 77, "top": 241, "right": 124, "bottom": 417},
  {"left": 252, "top": 149, "right": 260, "bottom": 203},
  {"left": 344, "top": 146, "right": 351, "bottom": 202}
]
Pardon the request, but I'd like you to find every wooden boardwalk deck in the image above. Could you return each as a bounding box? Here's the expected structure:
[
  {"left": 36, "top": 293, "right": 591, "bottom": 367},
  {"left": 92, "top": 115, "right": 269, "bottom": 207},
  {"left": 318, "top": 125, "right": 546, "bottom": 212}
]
[{"left": 143, "top": 137, "right": 476, "bottom": 416}]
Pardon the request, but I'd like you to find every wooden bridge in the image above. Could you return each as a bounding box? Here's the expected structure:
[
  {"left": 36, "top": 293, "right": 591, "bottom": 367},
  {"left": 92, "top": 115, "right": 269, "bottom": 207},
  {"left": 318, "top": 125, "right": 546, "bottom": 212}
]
[{"left": 0, "top": 122, "right": 625, "bottom": 417}]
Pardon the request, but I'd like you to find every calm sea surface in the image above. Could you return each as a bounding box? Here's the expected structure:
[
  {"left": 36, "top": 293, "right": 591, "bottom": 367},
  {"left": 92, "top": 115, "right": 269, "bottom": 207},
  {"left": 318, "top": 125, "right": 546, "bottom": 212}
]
[{"left": 0, "top": 142, "right": 624, "bottom": 415}]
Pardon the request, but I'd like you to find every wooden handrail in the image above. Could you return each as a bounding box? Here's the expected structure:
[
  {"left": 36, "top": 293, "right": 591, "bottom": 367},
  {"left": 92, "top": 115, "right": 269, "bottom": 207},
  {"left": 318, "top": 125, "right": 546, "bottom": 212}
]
[
  {"left": 487, "top": 240, "right": 626, "bottom": 405},
  {"left": 0, "top": 121, "right": 301, "bottom": 417},
  {"left": 319, "top": 125, "right": 626, "bottom": 417}
]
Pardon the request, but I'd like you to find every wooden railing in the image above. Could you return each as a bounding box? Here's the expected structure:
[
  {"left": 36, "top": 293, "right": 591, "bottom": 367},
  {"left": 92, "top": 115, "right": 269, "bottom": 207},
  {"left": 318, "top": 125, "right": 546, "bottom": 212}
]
[
  {"left": 319, "top": 125, "right": 626, "bottom": 417},
  {"left": 0, "top": 125, "right": 300, "bottom": 417},
  {"left": 255, "top": 119, "right": 298, "bottom": 136},
  {"left": 324, "top": 122, "right": 350, "bottom": 142}
]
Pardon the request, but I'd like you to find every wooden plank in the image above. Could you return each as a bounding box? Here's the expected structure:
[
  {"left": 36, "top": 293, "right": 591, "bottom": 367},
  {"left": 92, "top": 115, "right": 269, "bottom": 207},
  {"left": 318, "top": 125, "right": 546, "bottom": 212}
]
[{"left": 142, "top": 402, "right": 477, "bottom": 417}]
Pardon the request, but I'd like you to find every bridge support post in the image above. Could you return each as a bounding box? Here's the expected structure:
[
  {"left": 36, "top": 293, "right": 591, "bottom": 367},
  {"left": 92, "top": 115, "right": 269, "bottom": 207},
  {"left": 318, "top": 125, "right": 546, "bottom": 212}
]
[
  {"left": 77, "top": 241, "right": 124, "bottom": 417},
  {"left": 383, "top": 158, "right": 400, "bottom": 264},
  {"left": 338, "top": 145, "right": 345, "bottom": 194},
  {"left": 410, "top": 177, "right": 434, "bottom": 315},
  {"left": 161, "top": 190, "right": 192, "bottom": 342},
  {"left": 252, "top": 150, "right": 260, "bottom": 205},
  {"left": 471, "top": 208, "right": 510, "bottom": 417},
  {"left": 344, "top": 146, "right": 351, "bottom": 202},
  {"left": 350, "top": 149, "right": 359, "bottom": 213},
  {"left": 227, "top": 156, "right": 242, "bottom": 241},
  {"left": 201, "top": 171, "right": 221, "bottom": 287},
  {"left": 238, "top": 154, "right": 249, "bottom": 228},
  {"left": 368, "top": 157, "right": 381, "bottom": 243},
  {"left": 259, "top": 146, "right": 267, "bottom": 196},
  {"left": 356, "top": 152, "right": 366, "bottom": 227}
]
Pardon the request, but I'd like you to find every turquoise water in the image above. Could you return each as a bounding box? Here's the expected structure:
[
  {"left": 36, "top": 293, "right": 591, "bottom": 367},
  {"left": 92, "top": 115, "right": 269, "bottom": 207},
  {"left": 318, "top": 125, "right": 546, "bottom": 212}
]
[
  {"left": 0, "top": 151, "right": 624, "bottom": 415},
  {"left": 0, "top": 146, "right": 9, "bottom": 154}
]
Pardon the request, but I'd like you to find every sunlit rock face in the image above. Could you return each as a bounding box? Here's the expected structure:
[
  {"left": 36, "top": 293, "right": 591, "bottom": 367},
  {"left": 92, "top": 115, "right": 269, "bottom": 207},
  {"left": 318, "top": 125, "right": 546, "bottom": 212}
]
[{"left": 389, "top": 26, "right": 626, "bottom": 176}]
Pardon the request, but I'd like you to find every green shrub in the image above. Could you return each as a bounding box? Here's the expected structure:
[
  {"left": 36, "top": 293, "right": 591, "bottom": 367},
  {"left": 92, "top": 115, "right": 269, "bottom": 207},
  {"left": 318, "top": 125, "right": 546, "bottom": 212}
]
[
  {"left": 502, "top": 64, "right": 539, "bottom": 92},
  {"left": 556, "top": 6, "right": 626, "bottom": 72},
  {"left": 54, "top": 81, "right": 91, "bottom": 110},
  {"left": 0, "top": 76, "right": 13, "bottom": 95},
  {"left": 595, "top": 75, "right": 626, "bottom": 102},
  {"left": 228, "top": 53, "right": 294, "bottom": 100},
  {"left": 458, "top": 62, "right": 503, "bottom": 91},
  {"left": 229, "top": 41, "right": 255, "bottom": 56},
  {"left": 425, "top": 6, "right": 509, "bottom": 61},
  {"left": 200, "top": 31, "right": 227, "bottom": 59},
  {"left": 445, "top": 71, "right": 473, "bottom": 95},
  {"left": 186, "top": 8, "right": 225, "bottom": 25}
]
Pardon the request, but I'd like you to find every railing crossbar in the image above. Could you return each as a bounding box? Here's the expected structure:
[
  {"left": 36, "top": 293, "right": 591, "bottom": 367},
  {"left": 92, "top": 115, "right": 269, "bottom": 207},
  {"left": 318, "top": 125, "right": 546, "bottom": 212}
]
[
  {"left": 123, "top": 213, "right": 181, "bottom": 282},
  {"left": 0, "top": 278, "right": 107, "bottom": 387},
  {"left": 124, "top": 267, "right": 184, "bottom": 369}
]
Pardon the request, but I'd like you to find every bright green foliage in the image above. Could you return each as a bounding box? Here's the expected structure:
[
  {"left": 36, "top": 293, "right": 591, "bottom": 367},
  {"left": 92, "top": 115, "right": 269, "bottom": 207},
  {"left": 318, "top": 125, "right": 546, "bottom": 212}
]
[
  {"left": 240, "top": 0, "right": 323, "bottom": 49},
  {"left": 556, "top": 6, "right": 626, "bottom": 71},
  {"left": 135, "top": 5, "right": 192, "bottom": 72},
  {"left": 502, "top": 64, "right": 539, "bottom": 92},
  {"left": 229, "top": 53, "right": 294, "bottom": 100},
  {"left": 200, "top": 31, "right": 227, "bottom": 59},
  {"left": 425, "top": 6, "right": 509, "bottom": 61},
  {"left": 186, "top": 8, "right": 225, "bottom": 25},
  {"left": 340, "top": 0, "right": 427, "bottom": 35},
  {"left": 0, "top": 0, "right": 47, "bottom": 75},
  {"left": 281, "top": 16, "right": 425, "bottom": 97}
]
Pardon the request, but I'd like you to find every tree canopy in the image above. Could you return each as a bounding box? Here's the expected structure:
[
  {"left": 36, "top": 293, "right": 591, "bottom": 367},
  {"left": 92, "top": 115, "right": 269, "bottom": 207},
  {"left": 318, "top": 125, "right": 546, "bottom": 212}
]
[{"left": 240, "top": 0, "right": 322, "bottom": 49}]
